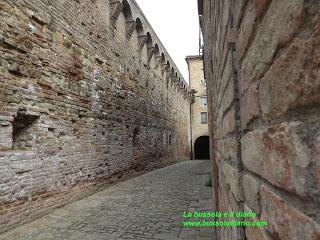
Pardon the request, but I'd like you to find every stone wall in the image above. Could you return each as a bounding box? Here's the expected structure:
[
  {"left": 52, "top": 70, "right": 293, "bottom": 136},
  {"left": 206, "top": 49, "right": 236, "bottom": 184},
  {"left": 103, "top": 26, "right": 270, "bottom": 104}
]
[
  {"left": 200, "top": 0, "right": 320, "bottom": 239},
  {"left": 0, "top": 0, "right": 191, "bottom": 233}
]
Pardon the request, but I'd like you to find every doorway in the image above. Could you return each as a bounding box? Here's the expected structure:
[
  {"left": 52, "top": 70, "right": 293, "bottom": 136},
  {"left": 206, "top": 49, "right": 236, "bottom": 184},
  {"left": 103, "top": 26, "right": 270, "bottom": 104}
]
[{"left": 194, "top": 136, "right": 210, "bottom": 159}]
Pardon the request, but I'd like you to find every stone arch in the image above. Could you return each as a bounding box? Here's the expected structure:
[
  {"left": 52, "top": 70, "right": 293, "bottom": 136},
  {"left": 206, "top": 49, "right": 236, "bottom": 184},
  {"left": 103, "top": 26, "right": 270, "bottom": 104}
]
[
  {"left": 146, "top": 32, "right": 154, "bottom": 65},
  {"left": 154, "top": 44, "right": 160, "bottom": 56},
  {"left": 136, "top": 18, "right": 144, "bottom": 34},
  {"left": 122, "top": 0, "right": 136, "bottom": 39},
  {"left": 154, "top": 44, "right": 161, "bottom": 68},
  {"left": 194, "top": 135, "right": 210, "bottom": 159},
  {"left": 165, "top": 61, "right": 171, "bottom": 88},
  {"left": 166, "top": 61, "right": 170, "bottom": 70},
  {"left": 136, "top": 18, "right": 146, "bottom": 51},
  {"left": 110, "top": 0, "right": 123, "bottom": 27},
  {"left": 161, "top": 53, "right": 166, "bottom": 74},
  {"left": 172, "top": 72, "right": 178, "bottom": 84},
  {"left": 166, "top": 61, "right": 171, "bottom": 79},
  {"left": 171, "top": 67, "right": 175, "bottom": 78},
  {"left": 122, "top": 0, "right": 132, "bottom": 19}
]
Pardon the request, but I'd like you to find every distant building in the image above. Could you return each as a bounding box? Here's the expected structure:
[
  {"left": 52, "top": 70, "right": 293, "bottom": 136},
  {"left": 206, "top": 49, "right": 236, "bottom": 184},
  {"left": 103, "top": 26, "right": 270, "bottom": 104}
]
[{"left": 186, "top": 56, "right": 209, "bottom": 159}]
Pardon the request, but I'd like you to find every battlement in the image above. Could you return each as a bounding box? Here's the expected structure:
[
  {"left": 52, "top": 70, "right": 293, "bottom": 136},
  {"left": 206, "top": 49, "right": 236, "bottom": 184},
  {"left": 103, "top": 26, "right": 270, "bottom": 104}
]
[{"left": 110, "top": 0, "right": 190, "bottom": 93}]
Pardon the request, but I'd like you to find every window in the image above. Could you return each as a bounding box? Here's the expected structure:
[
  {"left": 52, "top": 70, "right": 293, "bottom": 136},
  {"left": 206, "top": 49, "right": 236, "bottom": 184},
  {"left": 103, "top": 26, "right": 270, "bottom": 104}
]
[
  {"left": 12, "top": 111, "right": 39, "bottom": 150},
  {"left": 200, "top": 97, "right": 207, "bottom": 107},
  {"left": 201, "top": 112, "right": 208, "bottom": 124},
  {"left": 168, "top": 134, "right": 172, "bottom": 146}
]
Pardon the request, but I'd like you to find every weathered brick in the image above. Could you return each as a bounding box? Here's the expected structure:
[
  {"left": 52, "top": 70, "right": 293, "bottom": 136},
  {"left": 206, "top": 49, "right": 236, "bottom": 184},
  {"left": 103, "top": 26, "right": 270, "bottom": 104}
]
[
  {"left": 260, "top": 185, "right": 320, "bottom": 240},
  {"left": 0, "top": 125, "right": 12, "bottom": 150},
  {"left": 10, "top": 151, "right": 40, "bottom": 174}
]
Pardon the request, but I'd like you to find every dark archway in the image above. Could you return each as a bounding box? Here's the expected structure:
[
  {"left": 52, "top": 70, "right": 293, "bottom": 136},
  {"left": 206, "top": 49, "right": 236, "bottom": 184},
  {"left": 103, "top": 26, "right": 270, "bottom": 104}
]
[{"left": 194, "top": 136, "right": 210, "bottom": 160}]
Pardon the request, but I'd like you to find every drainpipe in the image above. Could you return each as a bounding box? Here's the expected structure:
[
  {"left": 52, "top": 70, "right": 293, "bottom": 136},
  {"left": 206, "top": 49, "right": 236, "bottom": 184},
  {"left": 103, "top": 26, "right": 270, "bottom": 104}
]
[
  {"left": 190, "top": 89, "right": 197, "bottom": 160},
  {"left": 190, "top": 100, "right": 193, "bottom": 160}
]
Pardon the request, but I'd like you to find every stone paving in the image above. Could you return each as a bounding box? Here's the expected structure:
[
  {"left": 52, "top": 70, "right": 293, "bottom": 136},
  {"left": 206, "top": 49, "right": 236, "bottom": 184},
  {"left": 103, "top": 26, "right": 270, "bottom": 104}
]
[{"left": 0, "top": 160, "right": 215, "bottom": 240}]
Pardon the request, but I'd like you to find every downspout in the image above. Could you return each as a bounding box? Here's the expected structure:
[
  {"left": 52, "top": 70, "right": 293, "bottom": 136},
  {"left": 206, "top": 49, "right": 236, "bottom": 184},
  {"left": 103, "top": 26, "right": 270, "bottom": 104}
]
[
  {"left": 190, "top": 100, "right": 193, "bottom": 160},
  {"left": 187, "top": 61, "right": 194, "bottom": 160}
]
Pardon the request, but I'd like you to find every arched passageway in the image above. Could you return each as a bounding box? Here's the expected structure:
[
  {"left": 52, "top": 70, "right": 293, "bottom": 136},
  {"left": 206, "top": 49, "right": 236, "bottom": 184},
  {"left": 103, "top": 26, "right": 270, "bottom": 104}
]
[{"left": 194, "top": 136, "right": 210, "bottom": 159}]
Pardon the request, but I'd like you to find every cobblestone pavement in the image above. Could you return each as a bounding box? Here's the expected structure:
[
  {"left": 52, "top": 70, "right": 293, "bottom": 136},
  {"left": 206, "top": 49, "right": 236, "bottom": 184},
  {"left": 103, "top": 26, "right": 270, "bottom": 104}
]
[{"left": 0, "top": 160, "right": 215, "bottom": 240}]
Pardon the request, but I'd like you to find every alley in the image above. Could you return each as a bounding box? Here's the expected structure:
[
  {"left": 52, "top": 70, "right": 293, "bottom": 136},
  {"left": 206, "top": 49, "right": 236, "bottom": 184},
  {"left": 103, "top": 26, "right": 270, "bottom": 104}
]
[{"left": 0, "top": 161, "right": 214, "bottom": 240}]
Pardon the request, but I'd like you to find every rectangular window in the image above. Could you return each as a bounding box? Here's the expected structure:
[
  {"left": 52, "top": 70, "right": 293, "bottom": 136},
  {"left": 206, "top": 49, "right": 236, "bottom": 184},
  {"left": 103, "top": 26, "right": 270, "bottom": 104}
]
[
  {"left": 201, "top": 112, "right": 208, "bottom": 124},
  {"left": 200, "top": 96, "right": 207, "bottom": 107}
]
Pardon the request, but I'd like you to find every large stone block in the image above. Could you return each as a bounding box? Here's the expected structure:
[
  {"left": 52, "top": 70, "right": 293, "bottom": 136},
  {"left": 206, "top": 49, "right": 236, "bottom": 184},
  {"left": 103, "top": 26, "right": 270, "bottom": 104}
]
[
  {"left": 240, "top": 82, "right": 260, "bottom": 129},
  {"left": 216, "top": 107, "right": 236, "bottom": 139},
  {"left": 242, "top": 122, "right": 320, "bottom": 199},
  {"left": 234, "top": 0, "right": 249, "bottom": 28},
  {"left": 259, "top": 18, "right": 320, "bottom": 119},
  {"left": 243, "top": 174, "right": 261, "bottom": 214},
  {"left": 216, "top": 137, "right": 240, "bottom": 168},
  {"left": 241, "top": 130, "right": 264, "bottom": 176},
  {"left": 244, "top": 205, "right": 270, "bottom": 240},
  {"left": 240, "top": 0, "right": 304, "bottom": 93},
  {"left": 238, "top": 1, "right": 256, "bottom": 60},
  {"left": 254, "top": 0, "right": 271, "bottom": 18},
  {"left": 242, "top": 121, "right": 320, "bottom": 199},
  {"left": 222, "top": 162, "right": 244, "bottom": 202},
  {"left": 260, "top": 185, "right": 320, "bottom": 240}
]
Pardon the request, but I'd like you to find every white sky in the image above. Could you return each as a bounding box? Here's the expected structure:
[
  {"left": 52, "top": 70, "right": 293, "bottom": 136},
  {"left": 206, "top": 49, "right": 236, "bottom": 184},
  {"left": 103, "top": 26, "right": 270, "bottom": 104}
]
[{"left": 135, "top": 0, "right": 200, "bottom": 84}]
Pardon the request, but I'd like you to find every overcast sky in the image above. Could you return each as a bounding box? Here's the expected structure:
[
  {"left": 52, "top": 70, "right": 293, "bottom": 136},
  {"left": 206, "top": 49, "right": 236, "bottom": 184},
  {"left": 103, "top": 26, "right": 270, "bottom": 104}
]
[{"left": 135, "top": 0, "right": 200, "bottom": 84}]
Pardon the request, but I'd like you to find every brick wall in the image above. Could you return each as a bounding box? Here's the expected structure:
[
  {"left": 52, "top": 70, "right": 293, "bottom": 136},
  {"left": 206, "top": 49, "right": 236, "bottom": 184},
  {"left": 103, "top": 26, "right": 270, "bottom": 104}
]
[
  {"left": 0, "top": 0, "right": 191, "bottom": 233},
  {"left": 200, "top": 0, "right": 320, "bottom": 239}
]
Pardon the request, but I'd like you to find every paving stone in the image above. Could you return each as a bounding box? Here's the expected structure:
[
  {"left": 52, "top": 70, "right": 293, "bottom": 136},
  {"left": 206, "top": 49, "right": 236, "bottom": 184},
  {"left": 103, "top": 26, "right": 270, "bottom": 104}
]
[{"left": 0, "top": 161, "right": 215, "bottom": 240}]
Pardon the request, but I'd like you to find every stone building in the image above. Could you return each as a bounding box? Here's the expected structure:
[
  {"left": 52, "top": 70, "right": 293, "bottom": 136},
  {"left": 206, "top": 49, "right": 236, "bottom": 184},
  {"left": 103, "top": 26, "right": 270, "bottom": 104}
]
[
  {"left": 186, "top": 56, "right": 209, "bottom": 159},
  {"left": 198, "top": 0, "right": 320, "bottom": 239},
  {"left": 0, "top": 0, "right": 191, "bottom": 233}
]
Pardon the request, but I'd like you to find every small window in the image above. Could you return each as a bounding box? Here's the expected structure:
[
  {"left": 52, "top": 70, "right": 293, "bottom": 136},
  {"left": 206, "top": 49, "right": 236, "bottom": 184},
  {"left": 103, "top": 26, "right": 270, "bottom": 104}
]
[
  {"left": 201, "top": 112, "right": 208, "bottom": 124},
  {"left": 168, "top": 134, "right": 172, "bottom": 146},
  {"left": 12, "top": 112, "right": 39, "bottom": 150},
  {"left": 200, "top": 96, "right": 207, "bottom": 107}
]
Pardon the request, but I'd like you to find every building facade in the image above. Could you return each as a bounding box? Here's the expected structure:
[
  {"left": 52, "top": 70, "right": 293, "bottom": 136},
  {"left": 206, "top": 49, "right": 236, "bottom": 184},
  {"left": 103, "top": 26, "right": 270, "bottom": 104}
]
[{"left": 186, "top": 56, "right": 209, "bottom": 160}]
